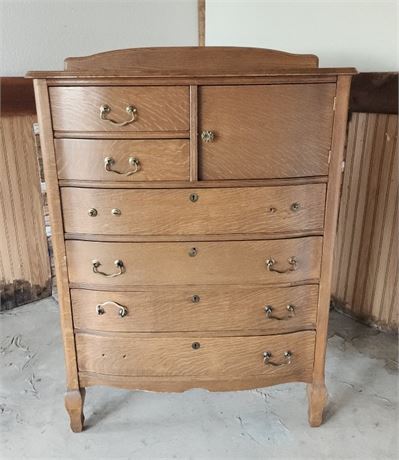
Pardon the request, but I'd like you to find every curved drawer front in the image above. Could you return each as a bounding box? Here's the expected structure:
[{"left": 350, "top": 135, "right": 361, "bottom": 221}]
[
  {"left": 55, "top": 139, "right": 189, "bottom": 181},
  {"left": 76, "top": 331, "right": 315, "bottom": 379},
  {"left": 66, "top": 237, "right": 322, "bottom": 287},
  {"left": 71, "top": 285, "right": 318, "bottom": 333},
  {"left": 61, "top": 184, "right": 326, "bottom": 236},
  {"left": 199, "top": 84, "right": 335, "bottom": 179},
  {"left": 49, "top": 86, "right": 190, "bottom": 132}
]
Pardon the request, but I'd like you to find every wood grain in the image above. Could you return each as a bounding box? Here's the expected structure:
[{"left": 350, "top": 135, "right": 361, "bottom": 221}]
[
  {"left": 79, "top": 372, "right": 313, "bottom": 392},
  {"left": 30, "top": 46, "right": 355, "bottom": 429},
  {"left": 71, "top": 284, "right": 318, "bottom": 334},
  {"left": 332, "top": 113, "right": 398, "bottom": 330},
  {"left": 61, "top": 184, "right": 326, "bottom": 236},
  {"left": 49, "top": 86, "right": 190, "bottom": 132},
  {"left": 310, "top": 76, "right": 352, "bottom": 425},
  {"left": 33, "top": 79, "right": 80, "bottom": 390},
  {"left": 75, "top": 331, "right": 315, "bottom": 379},
  {"left": 59, "top": 176, "right": 327, "bottom": 189},
  {"left": 199, "top": 84, "right": 335, "bottom": 179},
  {"left": 55, "top": 139, "right": 189, "bottom": 181},
  {"left": 66, "top": 237, "right": 323, "bottom": 287},
  {"left": 198, "top": 0, "right": 205, "bottom": 46},
  {"left": 0, "top": 113, "right": 50, "bottom": 309},
  {"left": 60, "top": 47, "right": 319, "bottom": 74}
]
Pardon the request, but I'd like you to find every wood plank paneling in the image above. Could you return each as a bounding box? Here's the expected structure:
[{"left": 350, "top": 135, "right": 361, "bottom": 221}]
[
  {"left": 332, "top": 112, "right": 398, "bottom": 331},
  {"left": 0, "top": 113, "right": 51, "bottom": 309}
]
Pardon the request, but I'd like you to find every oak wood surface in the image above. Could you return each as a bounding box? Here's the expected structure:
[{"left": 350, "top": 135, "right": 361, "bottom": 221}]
[
  {"left": 65, "top": 389, "right": 85, "bottom": 433},
  {"left": 199, "top": 84, "right": 335, "bottom": 179},
  {"left": 55, "top": 139, "right": 189, "bottom": 181},
  {"left": 33, "top": 80, "right": 80, "bottom": 390},
  {"left": 62, "top": 47, "right": 319, "bottom": 74},
  {"left": 61, "top": 184, "right": 326, "bottom": 236},
  {"left": 78, "top": 371, "right": 313, "bottom": 391},
  {"left": 59, "top": 176, "right": 327, "bottom": 189},
  {"left": 75, "top": 331, "right": 315, "bottom": 378},
  {"left": 66, "top": 237, "right": 322, "bottom": 287},
  {"left": 49, "top": 86, "right": 190, "bottom": 132},
  {"left": 310, "top": 76, "right": 352, "bottom": 424},
  {"left": 71, "top": 284, "right": 318, "bottom": 334},
  {"left": 29, "top": 46, "right": 355, "bottom": 430}
]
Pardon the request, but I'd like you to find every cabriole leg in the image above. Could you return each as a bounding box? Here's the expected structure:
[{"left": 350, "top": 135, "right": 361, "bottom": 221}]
[
  {"left": 307, "top": 382, "right": 327, "bottom": 427},
  {"left": 65, "top": 388, "right": 86, "bottom": 432}
]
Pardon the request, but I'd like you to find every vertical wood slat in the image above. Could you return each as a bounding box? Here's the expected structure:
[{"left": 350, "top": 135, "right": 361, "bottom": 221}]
[
  {"left": 198, "top": 0, "right": 205, "bottom": 46},
  {"left": 332, "top": 112, "right": 398, "bottom": 330},
  {"left": 0, "top": 113, "right": 51, "bottom": 309}
]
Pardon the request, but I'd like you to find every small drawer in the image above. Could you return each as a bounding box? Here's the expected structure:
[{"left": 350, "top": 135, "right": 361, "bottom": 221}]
[
  {"left": 65, "top": 237, "right": 322, "bottom": 287},
  {"left": 71, "top": 285, "right": 318, "bottom": 334},
  {"left": 49, "top": 86, "right": 190, "bottom": 133},
  {"left": 61, "top": 184, "right": 326, "bottom": 236},
  {"left": 76, "top": 331, "right": 315, "bottom": 379},
  {"left": 55, "top": 139, "right": 189, "bottom": 182}
]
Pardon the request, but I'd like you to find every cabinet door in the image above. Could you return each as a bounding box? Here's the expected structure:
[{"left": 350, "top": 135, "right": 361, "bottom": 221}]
[{"left": 199, "top": 84, "right": 336, "bottom": 180}]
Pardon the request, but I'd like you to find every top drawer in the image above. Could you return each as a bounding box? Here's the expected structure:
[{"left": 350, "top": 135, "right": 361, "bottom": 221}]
[
  {"left": 199, "top": 84, "right": 336, "bottom": 179},
  {"left": 49, "top": 86, "right": 190, "bottom": 133}
]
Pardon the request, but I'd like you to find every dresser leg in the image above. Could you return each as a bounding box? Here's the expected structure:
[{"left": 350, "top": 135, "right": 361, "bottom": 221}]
[
  {"left": 65, "top": 388, "right": 86, "bottom": 432},
  {"left": 307, "top": 382, "right": 327, "bottom": 427}
]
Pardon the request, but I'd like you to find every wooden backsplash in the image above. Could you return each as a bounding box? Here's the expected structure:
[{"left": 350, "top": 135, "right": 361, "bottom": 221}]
[
  {"left": 0, "top": 78, "right": 51, "bottom": 309},
  {"left": 332, "top": 111, "right": 398, "bottom": 331}
]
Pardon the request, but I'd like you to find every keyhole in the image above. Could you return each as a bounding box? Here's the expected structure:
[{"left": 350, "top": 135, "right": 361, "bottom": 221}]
[{"left": 192, "top": 342, "right": 200, "bottom": 350}]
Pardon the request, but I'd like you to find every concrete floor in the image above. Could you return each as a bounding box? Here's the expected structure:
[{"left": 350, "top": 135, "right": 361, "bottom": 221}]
[{"left": 0, "top": 298, "right": 397, "bottom": 460}]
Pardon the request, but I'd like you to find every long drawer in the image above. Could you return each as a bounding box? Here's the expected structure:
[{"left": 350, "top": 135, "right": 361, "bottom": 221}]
[
  {"left": 66, "top": 237, "right": 322, "bottom": 287},
  {"left": 76, "top": 331, "right": 315, "bottom": 378},
  {"left": 61, "top": 185, "right": 326, "bottom": 236},
  {"left": 49, "top": 86, "right": 190, "bottom": 132},
  {"left": 71, "top": 285, "right": 318, "bottom": 333},
  {"left": 55, "top": 139, "right": 190, "bottom": 182}
]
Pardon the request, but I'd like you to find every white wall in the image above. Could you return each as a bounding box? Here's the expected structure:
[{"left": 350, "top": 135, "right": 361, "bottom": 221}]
[
  {"left": 206, "top": 0, "right": 398, "bottom": 71},
  {"left": 0, "top": 0, "right": 198, "bottom": 75}
]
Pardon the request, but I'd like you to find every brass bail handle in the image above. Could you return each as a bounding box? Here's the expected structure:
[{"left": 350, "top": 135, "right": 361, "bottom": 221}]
[
  {"left": 263, "top": 351, "right": 292, "bottom": 366},
  {"left": 104, "top": 156, "right": 141, "bottom": 176},
  {"left": 96, "top": 301, "right": 128, "bottom": 318},
  {"left": 100, "top": 104, "right": 137, "bottom": 127},
  {"left": 264, "top": 304, "right": 295, "bottom": 321},
  {"left": 266, "top": 256, "right": 297, "bottom": 274},
  {"left": 92, "top": 259, "right": 125, "bottom": 277}
]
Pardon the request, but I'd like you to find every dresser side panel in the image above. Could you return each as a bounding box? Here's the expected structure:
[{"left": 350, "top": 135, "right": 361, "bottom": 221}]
[{"left": 33, "top": 79, "right": 79, "bottom": 390}]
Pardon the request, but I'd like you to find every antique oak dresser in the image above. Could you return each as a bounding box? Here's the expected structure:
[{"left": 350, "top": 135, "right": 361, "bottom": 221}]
[{"left": 28, "top": 47, "right": 355, "bottom": 431}]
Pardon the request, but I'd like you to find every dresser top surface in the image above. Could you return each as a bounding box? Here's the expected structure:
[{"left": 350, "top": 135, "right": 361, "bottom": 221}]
[{"left": 26, "top": 46, "right": 357, "bottom": 79}]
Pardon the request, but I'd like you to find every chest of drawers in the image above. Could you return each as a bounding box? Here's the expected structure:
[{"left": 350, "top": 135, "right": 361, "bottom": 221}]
[{"left": 28, "top": 47, "right": 355, "bottom": 432}]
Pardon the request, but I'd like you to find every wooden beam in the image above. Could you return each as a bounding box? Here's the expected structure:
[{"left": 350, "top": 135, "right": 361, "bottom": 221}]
[
  {"left": 1, "top": 77, "right": 36, "bottom": 115},
  {"left": 198, "top": 0, "right": 205, "bottom": 46},
  {"left": 350, "top": 72, "right": 398, "bottom": 114}
]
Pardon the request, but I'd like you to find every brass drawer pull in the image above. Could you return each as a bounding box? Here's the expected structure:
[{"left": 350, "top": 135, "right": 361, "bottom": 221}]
[
  {"left": 100, "top": 104, "right": 137, "bottom": 127},
  {"left": 201, "top": 130, "right": 215, "bottom": 143},
  {"left": 96, "top": 301, "right": 127, "bottom": 318},
  {"left": 263, "top": 351, "right": 292, "bottom": 366},
  {"left": 92, "top": 259, "right": 125, "bottom": 277},
  {"left": 104, "top": 156, "right": 141, "bottom": 176},
  {"left": 264, "top": 304, "right": 295, "bottom": 320},
  {"left": 266, "top": 256, "right": 297, "bottom": 273}
]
